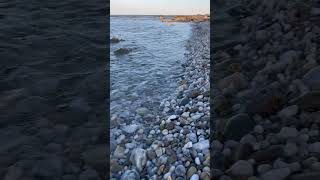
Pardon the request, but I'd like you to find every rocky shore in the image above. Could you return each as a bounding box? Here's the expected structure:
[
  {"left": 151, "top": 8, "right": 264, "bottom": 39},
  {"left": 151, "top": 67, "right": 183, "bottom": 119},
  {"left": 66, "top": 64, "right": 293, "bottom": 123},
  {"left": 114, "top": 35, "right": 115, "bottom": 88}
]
[
  {"left": 212, "top": 0, "right": 320, "bottom": 180},
  {"left": 160, "top": 15, "right": 210, "bottom": 23},
  {"left": 110, "top": 22, "right": 210, "bottom": 179}
]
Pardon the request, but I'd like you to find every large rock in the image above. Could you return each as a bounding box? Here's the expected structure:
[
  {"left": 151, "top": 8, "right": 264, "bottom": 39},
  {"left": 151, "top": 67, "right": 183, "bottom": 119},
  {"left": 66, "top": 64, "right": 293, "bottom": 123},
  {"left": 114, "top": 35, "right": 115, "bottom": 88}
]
[
  {"left": 247, "top": 91, "right": 284, "bottom": 116},
  {"left": 213, "top": 95, "right": 232, "bottom": 115},
  {"left": 303, "top": 66, "right": 320, "bottom": 90},
  {"left": 251, "top": 145, "right": 283, "bottom": 163},
  {"left": 308, "top": 142, "right": 320, "bottom": 153},
  {"left": 130, "top": 148, "right": 147, "bottom": 172},
  {"left": 193, "top": 139, "right": 210, "bottom": 152},
  {"left": 260, "top": 168, "right": 290, "bottom": 180},
  {"left": 293, "top": 91, "right": 320, "bottom": 111},
  {"left": 110, "top": 37, "right": 124, "bottom": 43},
  {"left": 289, "top": 172, "right": 320, "bottom": 180},
  {"left": 218, "top": 72, "right": 248, "bottom": 92},
  {"left": 114, "top": 48, "right": 131, "bottom": 56},
  {"left": 232, "top": 143, "right": 254, "bottom": 161},
  {"left": 227, "top": 160, "right": 253, "bottom": 176},
  {"left": 223, "top": 113, "right": 255, "bottom": 140},
  {"left": 278, "top": 127, "right": 298, "bottom": 140},
  {"left": 277, "top": 105, "right": 298, "bottom": 119}
]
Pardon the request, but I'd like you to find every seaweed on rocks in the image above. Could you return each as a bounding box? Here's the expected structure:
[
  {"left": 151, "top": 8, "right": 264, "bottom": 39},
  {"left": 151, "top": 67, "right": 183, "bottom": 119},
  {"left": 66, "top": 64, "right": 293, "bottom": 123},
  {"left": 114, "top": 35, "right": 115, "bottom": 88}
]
[
  {"left": 110, "top": 37, "right": 124, "bottom": 43},
  {"left": 114, "top": 48, "right": 131, "bottom": 56}
]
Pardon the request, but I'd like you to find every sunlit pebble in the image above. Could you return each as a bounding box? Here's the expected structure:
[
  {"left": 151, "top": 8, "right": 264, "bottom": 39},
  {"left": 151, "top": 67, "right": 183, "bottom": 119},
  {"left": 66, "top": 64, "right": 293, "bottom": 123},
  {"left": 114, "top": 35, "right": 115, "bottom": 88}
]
[
  {"left": 164, "top": 172, "right": 171, "bottom": 179},
  {"left": 138, "top": 129, "right": 144, "bottom": 134},
  {"left": 197, "top": 95, "right": 204, "bottom": 99},
  {"left": 185, "top": 161, "right": 191, "bottom": 167},
  {"left": 165, "top": 101, "right": 170, "bottom": 107},
  {"left": 162, "top": 129, "right": 169, "bottom": 135},
  {"left": 169, "top": 166, "right": 175, "bottom": 172},
  {"left": 195, "top": 157, "right": 201, "bottom": 165},
  {"left": 196, "top": 130, "right": 203, "bottom": 135},
  {"left": 197, "top": 102, "right": 204, "bottom": 106}
]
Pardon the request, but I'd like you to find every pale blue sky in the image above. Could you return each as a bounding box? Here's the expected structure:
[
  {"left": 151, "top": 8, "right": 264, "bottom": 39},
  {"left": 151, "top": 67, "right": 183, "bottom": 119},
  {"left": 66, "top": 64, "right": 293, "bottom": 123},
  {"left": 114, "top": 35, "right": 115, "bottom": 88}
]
[{"left": 111, "top": 0, "right": 210, "bottom": 15}]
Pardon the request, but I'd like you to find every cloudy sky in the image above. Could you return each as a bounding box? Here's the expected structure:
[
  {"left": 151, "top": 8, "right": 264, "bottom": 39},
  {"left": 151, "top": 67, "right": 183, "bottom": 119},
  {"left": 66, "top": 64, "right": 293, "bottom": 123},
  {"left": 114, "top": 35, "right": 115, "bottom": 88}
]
[{"left": 111, "top": 0, "right": 210, "bottom": 15}]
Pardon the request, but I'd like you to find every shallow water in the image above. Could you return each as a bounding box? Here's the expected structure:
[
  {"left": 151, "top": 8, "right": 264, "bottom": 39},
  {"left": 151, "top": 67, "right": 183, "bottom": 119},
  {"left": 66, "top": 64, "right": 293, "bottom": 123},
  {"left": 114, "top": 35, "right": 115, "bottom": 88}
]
[{"left": 110, "top": 16, "right": 192, "bottom": 122}]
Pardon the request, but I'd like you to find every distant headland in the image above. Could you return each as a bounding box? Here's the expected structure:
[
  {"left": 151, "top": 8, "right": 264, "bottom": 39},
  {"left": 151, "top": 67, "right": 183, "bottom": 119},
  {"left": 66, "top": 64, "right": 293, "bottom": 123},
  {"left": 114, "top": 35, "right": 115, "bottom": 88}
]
[{"left": 160, "top": 14, "right": 210, "bottom": 22}]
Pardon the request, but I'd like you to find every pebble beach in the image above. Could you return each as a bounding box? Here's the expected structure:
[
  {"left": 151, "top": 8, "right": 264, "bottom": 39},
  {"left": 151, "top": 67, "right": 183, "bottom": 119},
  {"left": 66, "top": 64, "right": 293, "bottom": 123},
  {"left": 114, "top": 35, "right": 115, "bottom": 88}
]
[
  {"left": 212, "top": 0, "right": 320, "bottom": 180},
  {"left": 110, "top": 22, "right": 210, "bottom": 179}
]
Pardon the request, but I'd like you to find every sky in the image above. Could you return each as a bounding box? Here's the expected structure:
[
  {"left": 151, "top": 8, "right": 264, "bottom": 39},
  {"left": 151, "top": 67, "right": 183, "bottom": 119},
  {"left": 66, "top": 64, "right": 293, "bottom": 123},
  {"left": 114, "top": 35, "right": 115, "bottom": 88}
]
[{"left": 111, "top": 0, "right": 210, "bottom": 15}]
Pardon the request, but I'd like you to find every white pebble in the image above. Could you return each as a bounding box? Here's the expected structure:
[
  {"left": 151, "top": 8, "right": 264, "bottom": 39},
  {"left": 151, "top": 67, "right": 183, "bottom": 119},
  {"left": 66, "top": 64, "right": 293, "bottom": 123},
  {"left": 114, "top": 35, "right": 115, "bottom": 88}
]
[{"left": 195, "top": 157, "right": 201, "bottom": 165}]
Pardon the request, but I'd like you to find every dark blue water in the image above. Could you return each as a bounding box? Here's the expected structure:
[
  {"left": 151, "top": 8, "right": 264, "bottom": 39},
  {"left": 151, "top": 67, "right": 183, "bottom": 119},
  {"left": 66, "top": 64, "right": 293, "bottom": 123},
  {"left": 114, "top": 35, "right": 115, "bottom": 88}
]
[{"left": 110, "top": 16, "right": 191, "bottom": 122}]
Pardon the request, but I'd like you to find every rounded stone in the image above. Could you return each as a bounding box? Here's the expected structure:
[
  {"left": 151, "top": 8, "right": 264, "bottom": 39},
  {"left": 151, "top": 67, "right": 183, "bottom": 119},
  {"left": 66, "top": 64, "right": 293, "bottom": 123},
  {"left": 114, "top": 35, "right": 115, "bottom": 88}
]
[
  {"left": 254, "top": 125, "right": 264, "bottom": 134},
  {"left": 190, "top": 174, "right": 199, "bottom": 180},
  {"left": 187, "top": 166, "right": 197, "bottom": 179},
  {"left": 228, "top": 160, "right": 253, "bottom": 176},
  {"left": 175, "top": 165, "right": 186, "bottom": 177}
]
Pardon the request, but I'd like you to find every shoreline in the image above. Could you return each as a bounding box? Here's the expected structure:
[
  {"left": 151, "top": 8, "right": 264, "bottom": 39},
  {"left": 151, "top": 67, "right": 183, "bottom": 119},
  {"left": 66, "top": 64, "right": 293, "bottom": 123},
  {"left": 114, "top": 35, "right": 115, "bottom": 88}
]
[
  {"left": 160, "top": 15, "right": 210, "bottom": 23},
  {"left": 111, "top": 22, "right": 210, "bottom": 179},
  {"left": 212, "top": 0, "right": 320, "bottom": 179}
]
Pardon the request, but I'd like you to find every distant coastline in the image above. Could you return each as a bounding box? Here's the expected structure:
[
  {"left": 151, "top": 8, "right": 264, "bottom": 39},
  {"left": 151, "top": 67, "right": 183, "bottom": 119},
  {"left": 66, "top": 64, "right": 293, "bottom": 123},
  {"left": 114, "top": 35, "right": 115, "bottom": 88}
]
[
  {"left": 110, "top": 14, "right": 210, "bottom": 22},
  {"left": 160, "top": 14, "right": 210, "bottom": 22}
]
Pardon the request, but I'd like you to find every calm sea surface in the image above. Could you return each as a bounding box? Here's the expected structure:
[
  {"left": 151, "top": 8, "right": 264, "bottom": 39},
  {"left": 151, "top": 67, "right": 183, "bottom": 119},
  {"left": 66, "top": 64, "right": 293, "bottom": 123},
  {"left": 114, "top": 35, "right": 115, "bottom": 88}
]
[{"left": 110, "top": 16, "right": 191, "bottom": 122}]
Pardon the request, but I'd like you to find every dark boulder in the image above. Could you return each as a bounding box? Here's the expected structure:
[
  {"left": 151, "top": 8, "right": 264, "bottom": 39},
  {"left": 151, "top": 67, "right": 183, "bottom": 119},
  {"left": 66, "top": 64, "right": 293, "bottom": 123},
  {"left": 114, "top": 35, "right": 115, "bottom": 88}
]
[
  {"left": 303, "top": 66, "right": 320, "bottom": 90},
  {"left": 292, "top": 91, "right": 320, "bottom": 111},
  {"left": 247, "top": 91, "right": 284, "bottom": 116},
  {"left": 110, "top": 37, "right": 124, "bottom": 43},
  {"left": 223, "top": 113, "right": 255, "bottom": 141},
  {"left": 114, "top": 48, "right": 131, "bottom": 56}
]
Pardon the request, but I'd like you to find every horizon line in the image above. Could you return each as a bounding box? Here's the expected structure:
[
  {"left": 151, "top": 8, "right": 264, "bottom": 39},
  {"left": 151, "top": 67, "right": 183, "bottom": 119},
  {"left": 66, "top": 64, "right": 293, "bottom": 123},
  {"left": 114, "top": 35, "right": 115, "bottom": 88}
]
[{"left": 110, "top": 13, "right": 210, "bottom": 16}]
